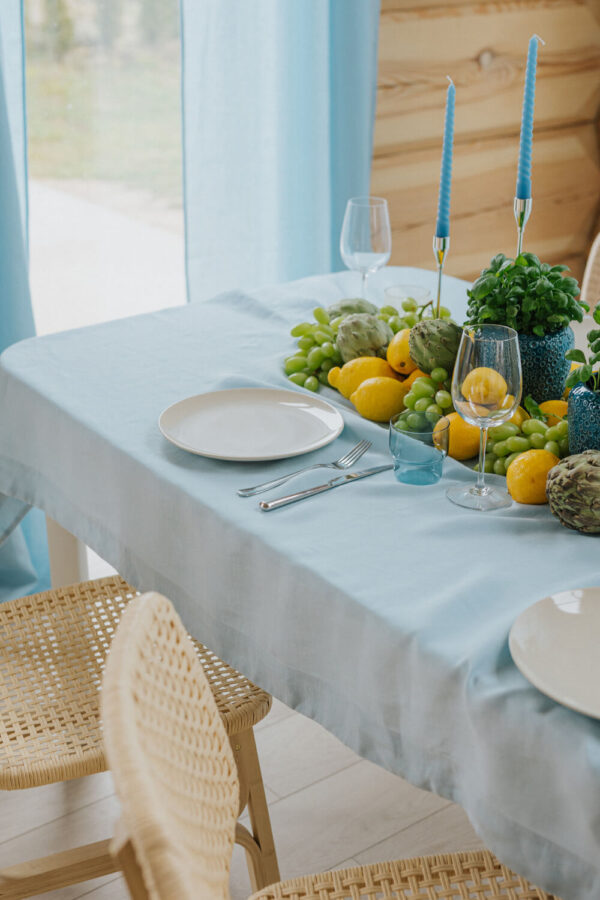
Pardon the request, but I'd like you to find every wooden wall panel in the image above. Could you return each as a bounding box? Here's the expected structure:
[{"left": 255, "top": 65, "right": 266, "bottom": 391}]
[{"left": 373, "top": 0, "right": 600, "bottom": 283}]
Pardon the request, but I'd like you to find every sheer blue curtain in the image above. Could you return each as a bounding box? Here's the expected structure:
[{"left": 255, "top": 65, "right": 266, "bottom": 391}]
[
  {"left": 181, "top": 0, "right": 381, "bottom": 302},
  {"left": 0, "top": 3, "right": 50, "bottom": 601}
]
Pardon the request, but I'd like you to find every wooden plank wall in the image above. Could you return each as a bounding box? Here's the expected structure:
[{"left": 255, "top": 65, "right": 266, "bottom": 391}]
[{"left": 372, "top": 0, "right": 600, "bottom": 284}]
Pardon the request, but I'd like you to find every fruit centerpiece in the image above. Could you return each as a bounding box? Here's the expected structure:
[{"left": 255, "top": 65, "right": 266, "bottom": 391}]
[{"left": 465, "top": 252, "right": 587, "bottom": 402}]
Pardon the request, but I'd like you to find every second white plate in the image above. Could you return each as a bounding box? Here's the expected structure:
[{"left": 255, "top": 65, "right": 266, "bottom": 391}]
[
  {"left": 159, "top": 387, "right": 344, "bottom": 461},
  {"left": 509, "top": 587, "right": 600, "bottom": 719}
]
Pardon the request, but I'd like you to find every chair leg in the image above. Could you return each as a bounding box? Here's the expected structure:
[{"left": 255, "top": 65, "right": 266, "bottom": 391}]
[
  {"left": 0, "top": 839, "right": 117, "bottom": 900},
  {"left": 230, "top": 728, "right": 280, "bottom": 890}
]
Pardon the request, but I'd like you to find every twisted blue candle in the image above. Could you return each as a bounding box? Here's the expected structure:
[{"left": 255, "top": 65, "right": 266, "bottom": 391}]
[
  {"left": 516, "top": 35, "right": 542, "bottom": 200},
  {"left": 435, "top": 77, "right": 455, "bottom": 238}
]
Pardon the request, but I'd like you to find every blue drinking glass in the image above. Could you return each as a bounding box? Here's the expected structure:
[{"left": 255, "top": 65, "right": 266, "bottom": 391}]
[{"left": 389, "top": 414, "right": 449, "bottom": 485}]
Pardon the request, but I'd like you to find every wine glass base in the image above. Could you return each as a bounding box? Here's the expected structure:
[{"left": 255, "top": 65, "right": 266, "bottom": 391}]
[{"left": 446, "top": 483, "right": 512, "bottom": 511}]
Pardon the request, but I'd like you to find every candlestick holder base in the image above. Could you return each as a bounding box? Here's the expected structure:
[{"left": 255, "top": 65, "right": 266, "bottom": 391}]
[
  {"left": 433, "top": 236, "right": 450, "bottom": 318},
  {"left": 514, "top": 197, "right": 532, "bottom": 257}
]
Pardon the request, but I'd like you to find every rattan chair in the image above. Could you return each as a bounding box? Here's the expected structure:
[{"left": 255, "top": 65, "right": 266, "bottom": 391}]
[
  {"left": 581, "top": 231, "right": 600, "bottom": 313},
  {"left": 0, "top": 576, "right": 278, "bottom": 899},
  {"left": 103, "top": 592, "right": 558, "bottom": 900}
]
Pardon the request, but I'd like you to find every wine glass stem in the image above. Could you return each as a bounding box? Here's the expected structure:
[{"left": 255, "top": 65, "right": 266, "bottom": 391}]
[
  {"left": 476, "top": 427, "right": 488, "bottom": 493},
  {"left": 361, "top": 271, "right": 368, "bottom": 299}
]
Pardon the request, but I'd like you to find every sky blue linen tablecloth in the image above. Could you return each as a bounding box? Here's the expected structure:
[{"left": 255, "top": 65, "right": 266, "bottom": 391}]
[{"left": 1, "top": 267, "right": 599, "bottom": 898}]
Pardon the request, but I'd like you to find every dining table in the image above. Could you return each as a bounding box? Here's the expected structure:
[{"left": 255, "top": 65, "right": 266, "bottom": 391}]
[{"left": 1, "top": 266, "right": 600, "bottom": 900}]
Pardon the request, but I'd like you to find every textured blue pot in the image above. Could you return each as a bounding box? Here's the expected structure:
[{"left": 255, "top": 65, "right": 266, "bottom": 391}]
[
  {"left": 517, "top": 327, "right": 574, "bottom": 402},
  {"left": 568, "top": 382, "right": 600, "bottom": 454}
]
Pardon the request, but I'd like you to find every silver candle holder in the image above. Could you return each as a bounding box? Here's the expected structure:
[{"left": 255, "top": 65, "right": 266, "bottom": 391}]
[
  {"left": 432, "top": 235, "right": 450, "bottom": 318},
  {"left": 514, "top": 197, "right": 532, "bottom": 257}
]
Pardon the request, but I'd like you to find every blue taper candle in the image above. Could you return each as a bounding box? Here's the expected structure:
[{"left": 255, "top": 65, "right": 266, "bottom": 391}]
[
  {"left": 435, "top": 77, "right": 455, "bottom": 238},
  {"left": 516, "top": 35, "right": 542, "bottom": 200}
]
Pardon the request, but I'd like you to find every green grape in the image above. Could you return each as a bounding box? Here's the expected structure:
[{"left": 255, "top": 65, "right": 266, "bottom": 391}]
[
  {"left": 307, "top": 347, "right": 325, "bottom": 370},
  {"left": 304, "top": 375, "right": 319, "bottom": 392},
  {"left": 388, "top": 316, "right": 402, "bottom": 334},
  {"left": 330, "top": 316, "right": 344, "bottom": 331},
  {"left": 288, "top": 372, "right": 307, "bottom": 386},
  {"left": 493, "top": 458, "right": 507, "bottom": 476},
  {"left": 506, "top": 435, "right": 531, "bottom": 453},
  {"left": 403, "top": 313, "right": 418, "bottom": 327},
  {"left": 320, "top": 342, "right": 335, "bottom": 358},
  {"left": 407, "top": 412, "right": 427, "bottom": 431},
  {"left": 487, "top": 441, "right": 497, "bottom": 455},
  {"left": 558, "top": 437, "right": 570, "bottom": 457},
  {"left": 290, "top": 322, "right": 313, "bottom": 337},
  {"left": 401, "top": 298, "right": 418, "bottom": 312},
  {"left": 439, "top": 306, "right": 452, "bottom": 318},
  {"left": 297, "top": 335, "right": 315, "bottom": 352},
  {"left": 521, "top": 419, "right": 548, "bottom": 436},
  {"left": 284, "top": 356, "right": 308, "bottom": 375},
  {"left": 313, "top": 307, "right": 330, "bottom": 325},
  {"left": 529, "top": 432, "right": 546, "bottom": 449},
  {"left": 505, "top": 451, "right": 523, "bottom": 470},
  {"left": 331, "top": 348, "right": 343, "bottom": 366},
  {"left": 414, "top": 397, "right": 432, "bottom": 412},
  {"left": 489, "top": 423, "right": 519, "bottom": 441},
  {"left": 493, "top": 440, "right": 510, "bottom": 457},
  {"left": 484, "top": 456, "right": 496, "bottom": 474},
  {"left": 555, "top": 420, "right": 569, "bottom": 438},
  {"left": 412, "top": 377, "right": 436, "bottom": 395},
  {"left": 544, "top": 425, "right": 561, "bottom": 443},
  {"left": 430, "top": 367, "right": 448, "bottom": 383},
  {"left": 320, "top": 358, "right": 334, "bottom": 373},
  {"left": 377, "top": 313, "right": 390, "bottom": 323},
  {"left": 404, "top": 392, "right": 417, "bottom": 409},
  {"left": 425, "top": 404, "right": 442, "bottom": 423},
  {"left": 318, "top": 371, "right": 330, "bottom": 386},
  {"left": 394, "top": 419, "right": 410, "bottom": 432},
  {"left": 435, "top": 389, "right": 452, "bottom": 409},
  {"left": 545, "top": 440, "right": 560, "bottom": 456},
  {"left": 381, "top": 305, "right": 399, "bottom": 317},
  {"left": 313, "top": 330, "right": 332, "bottom": 345}
]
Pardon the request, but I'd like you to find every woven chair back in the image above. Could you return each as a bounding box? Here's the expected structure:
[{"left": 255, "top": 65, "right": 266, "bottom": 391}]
[
  {"left": 102, "top": 593, "right": 239, "bottom": 900},
  {"left": 581, "top": 231, "right": 600, "bottom": 314}
]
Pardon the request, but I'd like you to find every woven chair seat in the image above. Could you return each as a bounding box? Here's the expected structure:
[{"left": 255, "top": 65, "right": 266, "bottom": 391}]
[
  {"left": 250, "top": 852, "right": 556, "bottom": 900},
  {"left": 0, "top": 575, "right": 271, "bottom": 790}
]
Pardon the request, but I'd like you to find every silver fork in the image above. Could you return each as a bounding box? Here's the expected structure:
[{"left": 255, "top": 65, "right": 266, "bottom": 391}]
[{"left": 237, "top": 439, "right": 372, "bottom": 497}]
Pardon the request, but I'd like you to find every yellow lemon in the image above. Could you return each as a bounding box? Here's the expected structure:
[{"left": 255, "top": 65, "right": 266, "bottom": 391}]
[
  {"left": 350, "top": 377, "right": 409, "bottom": 422},
  {"left": 462, "top": 367, "right": 508, "bottom": 408},
  {"left": 539, "top": 399, "right": 568, "bottom": 427},
  {"left": 501, "top": 394, "right": 529, "bottom": 428},
  {"left": 506, "top": 449, "right": 559, "bottom": 504},
  {"left": 327, "top": 357, "right": 398, "bottom": 399},
  {"left": 387, "top": 329, "right": 417, "bottom": 375},
  {"left": 433, "top": 412, "right": 480, "bottom": 460}
]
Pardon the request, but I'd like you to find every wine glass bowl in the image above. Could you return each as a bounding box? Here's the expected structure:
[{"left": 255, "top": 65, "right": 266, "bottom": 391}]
[
  {"left": 340, "top": 197, "right": 391, "bottom": 299},
  {"left": 447, "top": 324, "right": 522, "bottom": 511}
]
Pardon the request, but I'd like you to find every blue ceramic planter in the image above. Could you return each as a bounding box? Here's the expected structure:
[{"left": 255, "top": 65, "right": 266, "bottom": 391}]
[
  {"left": 568, "top": 382, "right": 600, "bottom": 454},
  {"left": 517, "top": 327, "right": 574, "bottom": 402}
]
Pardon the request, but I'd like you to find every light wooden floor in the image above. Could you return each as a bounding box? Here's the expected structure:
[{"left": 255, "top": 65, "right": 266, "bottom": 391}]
[{"left": 0, "top": 697, "right": 484, "bottom": 900}]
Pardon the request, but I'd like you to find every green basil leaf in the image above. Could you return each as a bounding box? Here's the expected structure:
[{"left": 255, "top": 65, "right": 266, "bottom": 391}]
[
  {"left": 532, "top": 324, "right": 545, "bottom": 337},
  {"left": 590, "top": 353, "right": 600, "bottom": 365},
  {"left": 565, "top": 367, "right": 585, "bottom": 389},
  {"left": 590, "top": 337, "right": 600, "bottom": 353},
  {"left": 594, "top": 307, "right": 600, "bottom": 325},
  {"left": 566, "top": 349, "right": 587, "bottom": 363},
  {"left": 588, "top": 328, "right": 600, "bottom": 342},
  {"left": 551, "top": 265, "right": 569, "bottom": 273},
  {"left": 580, "top": 364, "right": 593, "bottom": 383},
  {"left": 524, "top": 396, "right": 545, "bottom": 419}
]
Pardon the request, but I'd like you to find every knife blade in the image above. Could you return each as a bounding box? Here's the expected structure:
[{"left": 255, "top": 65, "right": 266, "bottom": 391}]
[{"left": 258, "top": 464, "right": 393, "bottom": 511}]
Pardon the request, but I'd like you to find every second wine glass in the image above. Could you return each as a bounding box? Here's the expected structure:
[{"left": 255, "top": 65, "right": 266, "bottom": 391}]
[
  {"left": 446, "top": 324, "right": 522, "bottom": 511},
  {"left": 340, "top": 197, "right": 391, "bottom": 300}
]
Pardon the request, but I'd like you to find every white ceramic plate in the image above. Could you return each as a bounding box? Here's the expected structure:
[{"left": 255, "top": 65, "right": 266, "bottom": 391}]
[
  {"left": 509, "top": 587, "right": 600, "bottom": 719},
  {"left": 159, "top": 388, "right": 344, "bottom": 462}
]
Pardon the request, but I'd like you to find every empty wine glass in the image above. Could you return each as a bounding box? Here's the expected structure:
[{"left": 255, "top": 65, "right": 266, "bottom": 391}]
[
  {"left": 340, "top": 197, "right": 391, "bottom": 299},
  {"left": 446, "top": 324, "right": 522, "bottom": 511}
]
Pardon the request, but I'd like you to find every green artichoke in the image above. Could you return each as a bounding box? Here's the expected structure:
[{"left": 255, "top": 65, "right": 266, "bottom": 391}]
[
  {"left": 408, "top": 318, "right": 462, "bottom": 374},
  {"left": 335, "top": 314, "right": 393, "bottom": 363},
  {"left": 546, "top": 450, "right": 600, "bottom": 534},
  {"left": 326, "top": 298, "right": 378, "bottom": 319}
]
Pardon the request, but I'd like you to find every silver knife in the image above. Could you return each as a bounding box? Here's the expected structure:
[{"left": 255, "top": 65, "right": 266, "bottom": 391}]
[{"left": 258, "top": 464, "right": 393, "bottom": 511}]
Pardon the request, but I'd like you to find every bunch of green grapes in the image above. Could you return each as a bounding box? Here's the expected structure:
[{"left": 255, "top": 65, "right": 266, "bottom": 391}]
[
  {"left": 393, "top": 369, "right": 455, "bottom": 432},
  {"left": 284, "top": 307, "right": 343, "bottom": 392},
  {"left": 477, "top": 418, "right": 570, "bottom": 475},
  {"left": 378, "top": 298, "right": 452, "bottom": 334}
]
